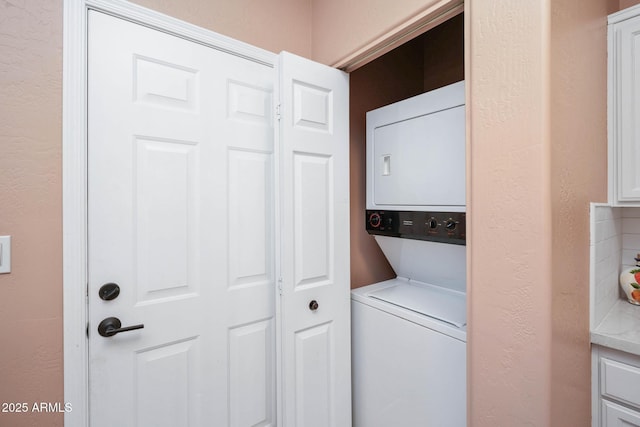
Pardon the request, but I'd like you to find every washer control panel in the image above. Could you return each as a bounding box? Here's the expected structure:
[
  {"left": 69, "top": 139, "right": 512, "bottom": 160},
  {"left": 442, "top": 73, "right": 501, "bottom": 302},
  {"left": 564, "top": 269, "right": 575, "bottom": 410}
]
[{"left": 366, "top": 210, "right": 466, "bottom": 245}]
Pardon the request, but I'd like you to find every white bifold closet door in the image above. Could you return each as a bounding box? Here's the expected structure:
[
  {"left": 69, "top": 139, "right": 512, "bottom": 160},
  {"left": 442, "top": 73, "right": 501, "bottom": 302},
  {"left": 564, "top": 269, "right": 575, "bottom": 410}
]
[
  {"left": 87, "top": 10, "right": 350, "bottom": 427},
  {"left": 278, "top": 52, "right": 351, "bottom": 427}
]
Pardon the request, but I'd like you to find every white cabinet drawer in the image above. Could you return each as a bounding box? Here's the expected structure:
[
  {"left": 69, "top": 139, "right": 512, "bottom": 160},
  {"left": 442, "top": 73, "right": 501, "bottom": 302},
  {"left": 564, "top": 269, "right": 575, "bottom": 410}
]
[
  {"left": 603, "top": 400, "right": 640, "bottom": 426},
  {"left": 601, "top": 357, "right": 640, "bottom": 409}
]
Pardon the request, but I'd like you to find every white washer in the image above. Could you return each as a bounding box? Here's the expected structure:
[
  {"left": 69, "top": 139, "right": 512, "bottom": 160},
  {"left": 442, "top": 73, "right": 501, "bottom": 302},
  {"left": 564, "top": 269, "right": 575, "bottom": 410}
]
[{"left": 351, "top": 278, "right": 466, "bottom": 427}]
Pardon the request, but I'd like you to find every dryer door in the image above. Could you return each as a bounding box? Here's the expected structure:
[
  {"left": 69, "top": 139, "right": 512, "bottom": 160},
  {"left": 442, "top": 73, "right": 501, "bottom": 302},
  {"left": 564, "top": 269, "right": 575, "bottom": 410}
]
[{"left": 366, "top": 81, "right": 465, "bottom": 211}]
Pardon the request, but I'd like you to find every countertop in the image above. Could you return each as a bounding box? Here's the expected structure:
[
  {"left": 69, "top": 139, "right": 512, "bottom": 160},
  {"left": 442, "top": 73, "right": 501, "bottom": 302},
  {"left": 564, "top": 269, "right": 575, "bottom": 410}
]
[{"left": 591, "top": 299, "right": 640, "bottom": 355}]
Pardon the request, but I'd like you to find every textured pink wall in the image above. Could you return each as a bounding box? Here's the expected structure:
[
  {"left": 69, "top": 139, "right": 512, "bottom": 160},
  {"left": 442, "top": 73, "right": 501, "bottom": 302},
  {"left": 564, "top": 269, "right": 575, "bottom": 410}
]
[
  {"left": 130, "top": 0, "right": 313, "bottom": 57},
  {"left": 423, "top": 13, "right": 464, "bottom": 92},
  {"left": 466, "top": 2, "right": 553, "bottom": 424},
  {"left": 549, "top": 0, "right": 614, "bottom": 424},
  {"left": 620, "top": 0, "right": 640, "bottom": 9},
  {"left": 466, "top": 0, "right": 611, "bottom": 425},
  {"left": 0, "top": 1, "right": 64, "bottom": 426}
]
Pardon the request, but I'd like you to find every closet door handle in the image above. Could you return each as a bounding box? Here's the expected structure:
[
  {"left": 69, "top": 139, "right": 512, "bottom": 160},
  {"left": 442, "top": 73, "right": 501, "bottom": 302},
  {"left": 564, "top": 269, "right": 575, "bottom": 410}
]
[
  {"left": 98, "top": 317, "right": 144, "bottom": 337},
  {"left": 309, "top": 300, "right": 319, "bottom": 311}
]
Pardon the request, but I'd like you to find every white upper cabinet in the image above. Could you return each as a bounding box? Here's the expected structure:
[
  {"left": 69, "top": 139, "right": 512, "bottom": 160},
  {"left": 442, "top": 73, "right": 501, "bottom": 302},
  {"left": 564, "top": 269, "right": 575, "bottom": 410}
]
[{"left": 609, "top": 5, "right": 640, "bottom": 204}]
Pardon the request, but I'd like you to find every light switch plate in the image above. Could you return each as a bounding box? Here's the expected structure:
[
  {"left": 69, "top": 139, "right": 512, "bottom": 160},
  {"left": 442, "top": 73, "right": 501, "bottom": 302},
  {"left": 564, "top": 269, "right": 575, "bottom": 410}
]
[{"left": 0, "top": 236, "right": 11, "bottom": 274}]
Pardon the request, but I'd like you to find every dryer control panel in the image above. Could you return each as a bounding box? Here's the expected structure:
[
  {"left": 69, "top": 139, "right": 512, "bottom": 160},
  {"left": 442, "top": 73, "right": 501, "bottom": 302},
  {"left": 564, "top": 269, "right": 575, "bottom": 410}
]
[{"left": 366, "top": 210, "right": 466, "bottom": 245}]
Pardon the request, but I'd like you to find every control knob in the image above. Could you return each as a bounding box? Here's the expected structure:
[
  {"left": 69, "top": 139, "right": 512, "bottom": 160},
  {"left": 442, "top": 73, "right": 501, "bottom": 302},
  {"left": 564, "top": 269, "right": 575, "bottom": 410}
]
[
  {"left": 369, "top": 212, "right": 381, "bottom": 228},
  {"left": 445, "top": 219, "right": 457, "bottom": 231}
]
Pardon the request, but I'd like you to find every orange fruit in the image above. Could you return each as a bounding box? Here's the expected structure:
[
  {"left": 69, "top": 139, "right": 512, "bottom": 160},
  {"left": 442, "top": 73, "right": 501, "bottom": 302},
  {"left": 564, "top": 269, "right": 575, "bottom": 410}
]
[{"left": 632, "top": 289, "right": 640, "bottom": 302}]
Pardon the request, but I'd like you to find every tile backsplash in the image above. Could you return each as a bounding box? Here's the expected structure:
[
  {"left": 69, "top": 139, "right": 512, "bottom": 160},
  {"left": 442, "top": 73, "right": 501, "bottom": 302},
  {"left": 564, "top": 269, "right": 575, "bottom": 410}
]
[
  {"left": 622, "top": 208, "right": 640, "bottom": 268},
  {"left": 591, "top": 204, "right": 640, "bottom": 328},
  {"left": 591, "top": 204, "right": 621, "bottom": 328}
]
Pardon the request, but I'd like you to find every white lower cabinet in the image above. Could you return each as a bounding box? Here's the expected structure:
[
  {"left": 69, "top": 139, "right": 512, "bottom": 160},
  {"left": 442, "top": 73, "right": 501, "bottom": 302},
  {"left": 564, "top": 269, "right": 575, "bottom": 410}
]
[
  {"left": 603, "top": 400, "right": 640, "bottom": 426},
  {"left": 593, "top": 345, "right": 640, "bottom": 426}
]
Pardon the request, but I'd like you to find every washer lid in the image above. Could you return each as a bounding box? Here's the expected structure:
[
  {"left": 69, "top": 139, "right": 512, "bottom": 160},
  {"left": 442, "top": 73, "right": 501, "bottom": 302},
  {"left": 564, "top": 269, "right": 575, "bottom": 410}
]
[{"left": 368, "top": 282, "right": 466, "bottom": 328}]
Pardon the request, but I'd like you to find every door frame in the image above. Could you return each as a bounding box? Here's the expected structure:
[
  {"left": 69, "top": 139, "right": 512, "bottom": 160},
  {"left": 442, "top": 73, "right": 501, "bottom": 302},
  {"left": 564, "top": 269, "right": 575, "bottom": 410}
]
[{"left": 62, "top": 1, "right": 276, "bottom": 425}]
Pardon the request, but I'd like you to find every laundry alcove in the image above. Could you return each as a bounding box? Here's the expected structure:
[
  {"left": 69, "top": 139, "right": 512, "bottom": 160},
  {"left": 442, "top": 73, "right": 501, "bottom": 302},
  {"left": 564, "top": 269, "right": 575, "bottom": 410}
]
[{"left": 349, "top": 12, "right": 465, "bottom": 288}]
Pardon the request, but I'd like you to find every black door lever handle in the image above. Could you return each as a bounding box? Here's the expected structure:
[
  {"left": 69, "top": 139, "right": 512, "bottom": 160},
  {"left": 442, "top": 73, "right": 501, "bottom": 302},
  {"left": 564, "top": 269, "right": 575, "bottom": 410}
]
[{"left": 98, "top": 317, "right": 144, "bottom": 337}]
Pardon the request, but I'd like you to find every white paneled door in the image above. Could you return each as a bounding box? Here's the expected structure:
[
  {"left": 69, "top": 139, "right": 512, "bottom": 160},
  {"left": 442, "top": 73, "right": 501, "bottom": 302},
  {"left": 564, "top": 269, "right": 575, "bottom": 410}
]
[
  {"left": 88, "top": 11, "right": 276, "bottom": 427},
  {"left": 87, "top": 10, "right": 350, "bottom": 427},
  {"left": 278, "top": 52, "right": 351, "bottom": 427}
]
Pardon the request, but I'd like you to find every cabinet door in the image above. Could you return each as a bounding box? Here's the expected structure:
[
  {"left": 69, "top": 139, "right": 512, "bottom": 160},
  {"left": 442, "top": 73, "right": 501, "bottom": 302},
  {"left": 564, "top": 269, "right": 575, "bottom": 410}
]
[
  {"left": 601, "top": 356, "right": 640, "bottom": 410},
  {"left": 603, "top": 400, "right": 640, "bottom": 426},
  {"left": 613, "top": 17, "right": 640, "bottom": 201}
]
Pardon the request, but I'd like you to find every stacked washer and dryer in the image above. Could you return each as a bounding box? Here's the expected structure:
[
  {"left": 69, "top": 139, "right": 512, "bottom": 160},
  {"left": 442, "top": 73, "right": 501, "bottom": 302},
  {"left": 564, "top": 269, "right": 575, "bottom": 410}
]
[{"left": 352, "top": 81, "right": 467, "bottom": 427}]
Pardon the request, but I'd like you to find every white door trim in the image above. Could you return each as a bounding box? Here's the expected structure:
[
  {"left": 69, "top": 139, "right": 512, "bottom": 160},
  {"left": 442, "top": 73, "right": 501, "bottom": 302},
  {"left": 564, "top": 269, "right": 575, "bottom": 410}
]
[{"left": 62, "top": 2, "right": 276, "bottom": 425}]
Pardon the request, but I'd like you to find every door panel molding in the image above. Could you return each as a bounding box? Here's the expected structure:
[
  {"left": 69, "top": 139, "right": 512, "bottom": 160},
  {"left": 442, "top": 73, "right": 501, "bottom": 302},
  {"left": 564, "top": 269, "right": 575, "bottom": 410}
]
[{"left": 62, "top": 2, "right": 276, "bottom": 425}]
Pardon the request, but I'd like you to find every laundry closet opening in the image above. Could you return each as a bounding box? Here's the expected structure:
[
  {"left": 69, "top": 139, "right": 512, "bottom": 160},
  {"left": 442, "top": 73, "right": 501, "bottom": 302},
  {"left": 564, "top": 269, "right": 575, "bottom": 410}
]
[{"left": 348, "top": 12, "right": 465, "bottom": 289}]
